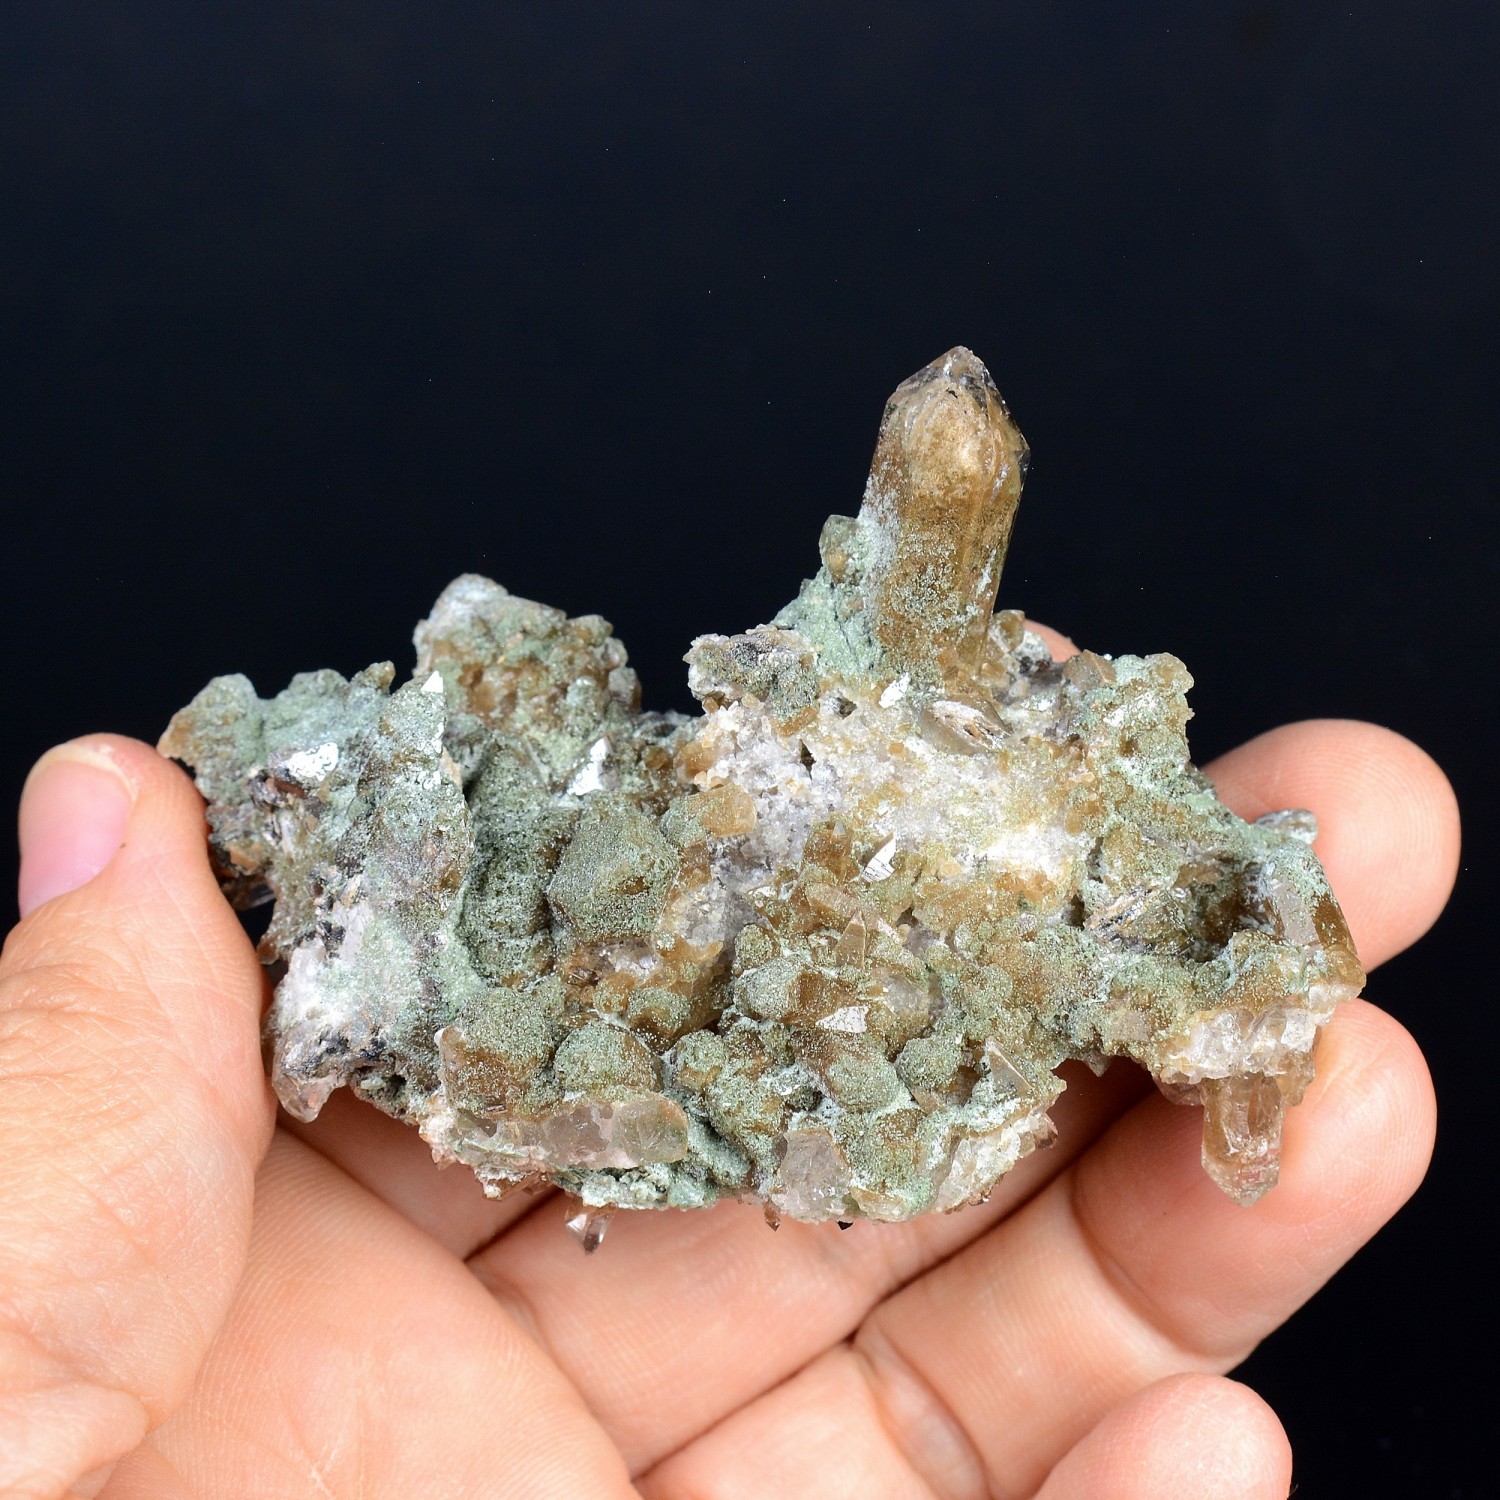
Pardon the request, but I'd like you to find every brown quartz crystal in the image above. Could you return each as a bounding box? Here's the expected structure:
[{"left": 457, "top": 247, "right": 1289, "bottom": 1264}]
[{"left": 161, "top": 348, "right": 1364, "bottom": 1241}]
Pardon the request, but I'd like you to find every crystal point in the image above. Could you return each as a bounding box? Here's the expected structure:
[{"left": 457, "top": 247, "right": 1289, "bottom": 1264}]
[
  {"left": 565, "top": 1204, "right": 614, "bottom": 1254},
  {"left": 860, "top": 347, "right": 1029, "bottom": 685},
  {"left": 160, "top": 349, "right": 1361, "bottom": 1225},
  {"left": 1199, "top": 1074, "right": 1286, "bottom": 1207}
]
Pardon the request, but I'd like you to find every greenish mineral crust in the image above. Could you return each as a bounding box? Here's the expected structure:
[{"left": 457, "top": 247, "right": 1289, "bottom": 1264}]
[{"left": 160, "top": 348, "right": 1364, "bottom": 1236}]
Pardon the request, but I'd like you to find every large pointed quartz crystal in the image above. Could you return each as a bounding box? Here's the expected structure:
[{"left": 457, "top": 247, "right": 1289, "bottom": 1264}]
[
  {"left": 161, "top": 348, "right": 1363, "bottom": 1224},
  {"left": 858, "top": 347, "right": 1029, "bottom": 683}
]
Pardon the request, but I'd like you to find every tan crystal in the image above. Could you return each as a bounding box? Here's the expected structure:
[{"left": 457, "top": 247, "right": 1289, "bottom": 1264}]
[{"left": 860, "top": 348, "right": 1030, "bottom": 684}]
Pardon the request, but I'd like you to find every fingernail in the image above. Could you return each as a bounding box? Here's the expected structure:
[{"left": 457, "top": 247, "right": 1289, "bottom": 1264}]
[{"left": 18, "top": 743, "right": 137, "bottom": 917}]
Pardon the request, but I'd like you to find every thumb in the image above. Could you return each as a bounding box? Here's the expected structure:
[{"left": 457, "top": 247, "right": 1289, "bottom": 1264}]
[{"left": 1, "top": 737, "right": 273, "bottom": 1499}]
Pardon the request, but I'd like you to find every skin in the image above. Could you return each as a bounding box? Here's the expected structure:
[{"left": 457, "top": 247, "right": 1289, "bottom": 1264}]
[{"left": 0, "top": 621, "right": 1460, "bottom": 1499}]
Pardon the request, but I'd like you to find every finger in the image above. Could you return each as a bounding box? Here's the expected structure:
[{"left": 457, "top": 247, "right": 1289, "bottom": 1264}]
[
  {"left": 1204, "top": 719, "right": 1459, "bottom": 969},
  {"left": 1022, "top": 620, "right": 1078, "bottom": 662},
  {"left": 0, "top": 738, "right": 274, "bottom": 1497},
  {"left": 464, "top": 713, "right": 1448, "bottom": 1470},
  {"left": 281, "top": 1088, "right": 551, "bottom": 1256},
  {"left": 839, "top": 998, "right": 1432, "bottom": 1498},
  {"left": 104, "top": 1132, "right": 636, "bottom": 1500},
  {"left": 16, "top": 742, "right": 135, "bottom": 919},
  {"left": 639, "top": 1362, "right": 1289, "bottom": 1500},
  {"left": 1033, "top": 1375, "right": 1292, "bottom": 1500},
  {"left": 637, "top": 1342, "right": 953, "bottom": 1500}
]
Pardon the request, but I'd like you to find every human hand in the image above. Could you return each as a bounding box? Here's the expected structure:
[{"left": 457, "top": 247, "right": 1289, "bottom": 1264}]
[{"left": 2, "top": 659, "right": 1458, "bottom": 1498}]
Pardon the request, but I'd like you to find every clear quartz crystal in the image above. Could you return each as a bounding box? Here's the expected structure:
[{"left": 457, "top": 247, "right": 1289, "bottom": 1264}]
[
  {"left": 1199, "top": 1073, "right": 1289, "bottom": 1206},
  {"left": 771, "top": 1129, "right": 854, "bottom": 1223},
  {"left": 160, "top": 347, "right": 1364, "bottom": 1233},
  {"left": 564, "top": 1204, "right": 615, "bottom": 1254}
]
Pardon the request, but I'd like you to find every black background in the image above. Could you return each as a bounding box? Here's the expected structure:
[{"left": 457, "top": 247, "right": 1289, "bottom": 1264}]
[{"left": 2, "top": 3, "right": 1496, "bottom": 1493}]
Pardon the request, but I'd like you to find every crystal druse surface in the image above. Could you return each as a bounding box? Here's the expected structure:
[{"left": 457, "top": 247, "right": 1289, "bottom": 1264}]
[{"left": 161, "top": 349, "right": 1363, "bottom": 1221}]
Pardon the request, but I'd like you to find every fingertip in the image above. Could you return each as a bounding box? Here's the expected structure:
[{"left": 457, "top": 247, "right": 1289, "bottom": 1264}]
[
  {"left": 67, "top": 734, "right": 211, "bottom": 845},
  {"left": 17, "top": 735, "right": 219, "bottom": 918},
  {"left": 1326, "top": 724, "right": 1460, "bottom": 967},
  {"left": 1285, "top": 998, "right": 1437, "bottom": 1244},
  {"left": 1024, "top": 619, "right": 1079, "bottom": 662},
  {"left": 1205, "top": 719, "right": 1460, "bottom": 970},
  {"left": 10, "top": 735, "right": 243, "bottom": 980},
  {"left": 18, "top": 741, "right": 138, "bottom": 917},
  {"left": 1141, "top": 1376, "right": 1292, "bottom": 1499},
  {"left": 1037, "top": 1373, "right": 1292, "bottom": 1500}
]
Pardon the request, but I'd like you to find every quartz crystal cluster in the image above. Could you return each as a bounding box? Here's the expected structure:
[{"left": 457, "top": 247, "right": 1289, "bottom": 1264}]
[{"left": 161, "top": 349, "right": 1363, "bottom": 1237}]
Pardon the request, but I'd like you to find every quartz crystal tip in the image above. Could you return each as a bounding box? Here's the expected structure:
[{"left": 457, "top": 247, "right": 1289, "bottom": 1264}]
[
  {"left": 1199, "top": 1074, "right": 1287, "bottom": 1207},
  {"left": 565, "top": 1204, "right": 614, "bottom": 1254},
  {"left": 861, "top": 346, "right": 1029, "bottom": 683}
]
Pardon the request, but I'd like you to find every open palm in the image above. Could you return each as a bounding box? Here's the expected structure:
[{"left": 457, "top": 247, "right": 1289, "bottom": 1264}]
[{"left": 1, "top": 643, "right": 1459, "bottom": 1497}]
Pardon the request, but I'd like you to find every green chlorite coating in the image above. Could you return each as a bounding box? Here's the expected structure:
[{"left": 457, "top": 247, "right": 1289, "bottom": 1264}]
[{"left": 160, "top": 349, "right": 1363, "bottom": 1245}]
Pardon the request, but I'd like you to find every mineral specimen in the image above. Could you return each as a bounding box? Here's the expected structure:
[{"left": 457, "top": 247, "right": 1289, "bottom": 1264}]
[{"left": 160, "top": 348, "right": 1363, "bottom": 1232}]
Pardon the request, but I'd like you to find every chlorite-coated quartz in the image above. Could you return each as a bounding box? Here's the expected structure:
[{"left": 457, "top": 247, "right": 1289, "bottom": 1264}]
[{"left": 161, "top": 349, "right": 1363, "bottom": 1236}]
